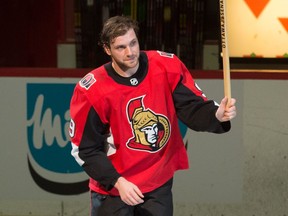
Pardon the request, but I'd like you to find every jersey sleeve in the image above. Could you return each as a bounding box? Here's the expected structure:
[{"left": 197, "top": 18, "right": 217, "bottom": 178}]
[
  {"left": 171, "top": 57, "right": 230, "bottom": 133},
  {"left": 69, "top": 86, "right": 121, "bottom": 190}
]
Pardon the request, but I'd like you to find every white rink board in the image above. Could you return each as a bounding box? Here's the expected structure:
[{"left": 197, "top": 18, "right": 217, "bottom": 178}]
[{"left": 0, "top": 77, "right": 243, "bottom": 215}]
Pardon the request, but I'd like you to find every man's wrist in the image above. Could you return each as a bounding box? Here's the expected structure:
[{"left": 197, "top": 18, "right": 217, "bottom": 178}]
[{"left": 113, "top": 176, "right": 124, "bottom": 189}]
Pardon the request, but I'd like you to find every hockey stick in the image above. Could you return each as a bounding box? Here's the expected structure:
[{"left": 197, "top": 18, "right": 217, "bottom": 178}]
[{"left": 219, "top": 0, "right": 232, "bottom": 105}]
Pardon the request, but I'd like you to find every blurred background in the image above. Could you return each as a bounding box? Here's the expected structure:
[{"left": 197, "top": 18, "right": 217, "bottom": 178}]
[
  {"left": 0, "top": 0, "right": 215, "bottom": 69},
  {"left": 1, "top": 0, "right": 287, "bottom": 69}
]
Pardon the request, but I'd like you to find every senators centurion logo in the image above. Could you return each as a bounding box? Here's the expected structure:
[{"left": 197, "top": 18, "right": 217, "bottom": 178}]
[{"left": 126, "top": 96, "right": 171, "bottom": 152}]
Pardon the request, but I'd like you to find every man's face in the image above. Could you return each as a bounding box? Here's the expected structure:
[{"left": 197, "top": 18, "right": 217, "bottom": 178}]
[
  {"left": 105, "top": 28, "right": 140, "bottom": 72},
  {"left": 140, "top": 123, "right": 159, "bottom": 144}
]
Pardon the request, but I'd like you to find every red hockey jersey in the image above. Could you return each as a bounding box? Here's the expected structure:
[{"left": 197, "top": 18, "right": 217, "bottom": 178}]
[{"left": 69, "top": 50, "right": 230, "bottom": 196}]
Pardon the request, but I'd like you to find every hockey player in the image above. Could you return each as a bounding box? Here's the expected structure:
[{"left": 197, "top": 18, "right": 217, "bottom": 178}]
[{"left": 69, "top": 15, "right": 236, "bottom": 216}]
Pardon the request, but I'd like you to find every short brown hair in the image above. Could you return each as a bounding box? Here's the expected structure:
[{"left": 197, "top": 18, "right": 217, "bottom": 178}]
[{"left": 99, "top": 16, "right": 139, "bottom": 48}]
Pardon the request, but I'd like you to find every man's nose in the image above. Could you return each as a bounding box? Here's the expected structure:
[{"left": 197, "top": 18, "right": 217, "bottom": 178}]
[{"left": 125, "top": 46, "right": 132, "bottom": 55}]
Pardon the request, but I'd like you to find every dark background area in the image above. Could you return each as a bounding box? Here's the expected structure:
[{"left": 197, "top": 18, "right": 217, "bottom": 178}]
[{"left": 0, "top": 0, "right": 221, "bottom": 69}]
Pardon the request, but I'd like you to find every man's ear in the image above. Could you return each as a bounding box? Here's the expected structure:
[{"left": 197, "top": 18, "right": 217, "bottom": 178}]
[{"left": 103, "top": 45, "right": 111, "bottom": 56}]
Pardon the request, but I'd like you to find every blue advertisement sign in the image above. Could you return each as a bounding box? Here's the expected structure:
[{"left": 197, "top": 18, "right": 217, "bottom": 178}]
[{"left": 26, "top": 83, "right": 88, "bottom": 195}]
